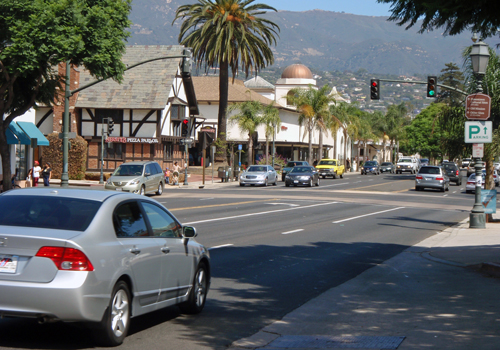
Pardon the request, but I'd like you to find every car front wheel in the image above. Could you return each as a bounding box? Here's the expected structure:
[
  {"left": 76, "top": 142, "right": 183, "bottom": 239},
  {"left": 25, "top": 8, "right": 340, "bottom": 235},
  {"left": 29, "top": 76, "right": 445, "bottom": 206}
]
[
  {"left": 316, "top": 177, "right": 320, "bottom": 186},
  {"left": 308, "top": 178, "right": 313, "bottom": 187},
  {"left": 180, "top": 262, "right": 208, "bottom": 314},
  {"left": 156, "top": 183, "right": 163, "bottom": 195},
  {"left": 140, "top": 185, "right": 146, "bottom": 196}
]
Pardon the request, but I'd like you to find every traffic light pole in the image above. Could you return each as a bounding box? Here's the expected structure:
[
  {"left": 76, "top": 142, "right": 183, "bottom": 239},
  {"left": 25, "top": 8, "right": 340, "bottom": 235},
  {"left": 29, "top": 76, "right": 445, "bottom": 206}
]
[{"left": 376, "top": 79, "right": 468, "bottom": 97}]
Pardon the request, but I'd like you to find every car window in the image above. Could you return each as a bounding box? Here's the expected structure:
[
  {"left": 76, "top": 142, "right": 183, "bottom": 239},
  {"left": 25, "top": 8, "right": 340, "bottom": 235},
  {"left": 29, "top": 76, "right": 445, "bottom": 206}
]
[
  {"left": 318, "top": 160, "right": 335, "bottom": 165},
  {"left": 113, "top": 164, "right": 143, "bottom": 176},
  {"left": 419, "top": 167, "right": 440, "bottom": 174},
  {"left": 153, "top": 163, "right": 162, "bottom": 174},
  {"left": 141, "top": 202, "right": 182, "bottom": 238},
  {"left": 381, "top": 162, "right": 392, "bottom": 166},
  {"left": 365, "top": 161, "right": 377, "bottom": 166},
  {"left": 0, "top": 196, "right": 101, "bottom": 231},
  {"left": 443, "top": 164, "right": 456, "bottom": 170},
  {"left": 114, "top": 201, "right": 149, "bottom": 238},
  {"left": 399, "top": 159, "right": 412, "bottom": 163}
]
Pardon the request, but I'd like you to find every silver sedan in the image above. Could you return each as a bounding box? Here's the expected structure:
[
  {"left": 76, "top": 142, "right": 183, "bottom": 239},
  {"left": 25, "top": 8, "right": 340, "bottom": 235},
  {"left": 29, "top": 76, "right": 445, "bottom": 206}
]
[
  {"left": 0, "top": 188, "right": 210, "bottom": 346},
  {"left": 415, "top": 166, "right": 450, "bottom": 192},
  {"left": 239, "top": 165, "right": 278, "bottom": 186}
]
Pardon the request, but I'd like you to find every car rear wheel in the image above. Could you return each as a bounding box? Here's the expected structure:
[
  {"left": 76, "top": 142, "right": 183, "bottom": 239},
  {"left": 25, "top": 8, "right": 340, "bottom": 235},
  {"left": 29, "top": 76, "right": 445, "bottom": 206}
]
[
  {"left": 140, "top": 185, "right": 146, "bottom": 196},
  {"left": 96, "top": 281, "right": 131, "bottom": 347},
  {"left": 156, "top": 183, "right": 163, "bottom": 195},
  {"left": 340, "top": 172, "right": 344, "bottom": 178},
  {"left": 179, "top": 262, "right": 208, "bottom": 314}
]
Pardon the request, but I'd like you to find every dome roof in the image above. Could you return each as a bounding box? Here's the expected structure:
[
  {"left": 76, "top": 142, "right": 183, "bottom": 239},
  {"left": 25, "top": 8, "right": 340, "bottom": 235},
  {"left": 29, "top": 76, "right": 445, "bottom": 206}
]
[{"left": 281, "top": 64, "right": 313, "bottom": 79}]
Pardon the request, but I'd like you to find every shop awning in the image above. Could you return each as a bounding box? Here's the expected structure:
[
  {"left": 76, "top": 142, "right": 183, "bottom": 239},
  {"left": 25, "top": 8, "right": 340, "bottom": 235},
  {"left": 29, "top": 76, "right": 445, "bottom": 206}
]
[
  {"left": 16, "top": 121, "right": 50, "bottom": 146},
  {"left": 5, "top": 128, "right": 19, "bottom": 145},
  {"left": 7, "top": 122, "right": 32, "bottom": 145}
]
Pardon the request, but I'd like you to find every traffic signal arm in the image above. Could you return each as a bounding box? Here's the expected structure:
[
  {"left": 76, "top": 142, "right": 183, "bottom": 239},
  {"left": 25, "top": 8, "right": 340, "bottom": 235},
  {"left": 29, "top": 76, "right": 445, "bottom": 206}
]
[{"left": 375, "top": 78, "right": 468, "bottom": 97}]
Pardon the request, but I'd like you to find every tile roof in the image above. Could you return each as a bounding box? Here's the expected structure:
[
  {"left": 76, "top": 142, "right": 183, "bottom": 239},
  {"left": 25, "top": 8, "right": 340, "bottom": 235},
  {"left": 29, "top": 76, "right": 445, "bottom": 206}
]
[
  {"left": 76, "top": 45, "right": 183, "bottom": 109},
  {"left": 244, "top": 76, "right": 275, "bottom": 89}
]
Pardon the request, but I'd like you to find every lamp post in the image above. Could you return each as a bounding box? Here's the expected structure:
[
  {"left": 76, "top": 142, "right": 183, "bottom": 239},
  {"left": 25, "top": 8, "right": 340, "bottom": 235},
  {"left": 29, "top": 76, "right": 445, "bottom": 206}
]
[
  {"left": 272, "top": 121, "right": 276, "bottom": 168},
  {"left": 469, "top": 35, "right": 490, "bottom": 229}
]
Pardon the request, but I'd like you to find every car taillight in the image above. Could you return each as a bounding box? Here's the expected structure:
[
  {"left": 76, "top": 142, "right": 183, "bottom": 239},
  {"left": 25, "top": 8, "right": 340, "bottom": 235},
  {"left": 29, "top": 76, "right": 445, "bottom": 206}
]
[
  {"left": 36, "top": 247, "right": 94, "bottom": 271},
  {"left": 467, "top": 181, "right": 474, "bottom": 185},
  {"left": 456, "top": 170, "right": 459, "bottom": 176},
  {"left": 416, "top": 175, "right": 423, "bottom": 180},
  {"left": 436, "top": 177, "right": 444, "bottom": 180}
]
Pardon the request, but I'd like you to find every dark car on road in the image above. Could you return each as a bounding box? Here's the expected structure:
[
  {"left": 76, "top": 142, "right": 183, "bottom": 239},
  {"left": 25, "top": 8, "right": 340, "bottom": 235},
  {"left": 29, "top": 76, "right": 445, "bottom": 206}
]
[
  {"left": 285, "top": 166, "right": 320, "bottom": 187},
  {"left": 281, "top": 161, "right": 309, "bottom": 181},
  {"left": 380, "top": 162, "right": 395, "bottom": 173},
  {"left": 442, "top": 162, "right": 462, "bottom": 185},
  {"left": 361, "top": 161, "right": 380, "bottom": 175}
]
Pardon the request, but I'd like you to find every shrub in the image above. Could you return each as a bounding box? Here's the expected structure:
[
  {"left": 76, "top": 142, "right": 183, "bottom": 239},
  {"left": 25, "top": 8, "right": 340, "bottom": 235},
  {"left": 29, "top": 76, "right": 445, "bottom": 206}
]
[{"left": 43, "top": 133, "right": 87, "bottom": 180}]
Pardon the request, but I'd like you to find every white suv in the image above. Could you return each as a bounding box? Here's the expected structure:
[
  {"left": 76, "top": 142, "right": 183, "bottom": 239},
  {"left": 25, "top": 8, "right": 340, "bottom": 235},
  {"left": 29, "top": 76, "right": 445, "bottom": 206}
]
[{"left": 396, "top": 157, "right": 419, "bottom": 174}]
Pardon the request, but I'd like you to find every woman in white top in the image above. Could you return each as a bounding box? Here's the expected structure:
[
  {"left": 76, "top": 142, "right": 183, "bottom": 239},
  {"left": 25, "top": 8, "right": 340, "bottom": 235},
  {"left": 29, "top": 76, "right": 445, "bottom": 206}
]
[{"left": 28, "top": 161, "right": 42, "bottom": 187}]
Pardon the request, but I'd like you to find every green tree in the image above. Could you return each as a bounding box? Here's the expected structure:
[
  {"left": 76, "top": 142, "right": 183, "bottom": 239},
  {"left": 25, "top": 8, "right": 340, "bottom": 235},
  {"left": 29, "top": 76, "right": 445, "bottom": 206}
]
[
  {"left": 173, "top": 0, "right": 279, "bottom": 148},
  {"left": 261, "top": 103, "right": 281, "bottom": 165},
  {"left": 377, "top": 0, "right": 500, "bottom": 38},
  {"left": 0, "top": 0, "right": 131, "bottom": 190},
  {"left": 227, "top": 100, "right": 263, "bottom": 165},
  {"left": 288, "top": 85, "right": 336, "bottom": 164},
  {"left": 437, "top": 62, "right": 465, "bottom": 107},
  {"left": 330, "top": 102, "right": 360, "bottom": 166}
]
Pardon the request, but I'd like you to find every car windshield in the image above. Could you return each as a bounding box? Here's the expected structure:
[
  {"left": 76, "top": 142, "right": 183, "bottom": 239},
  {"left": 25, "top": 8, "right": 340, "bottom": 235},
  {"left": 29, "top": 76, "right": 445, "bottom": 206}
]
[
  {"left": 318, "top": 160, "right": 336, "bottom": 165},
  {"left": 247, "top": 166, "right": 267, "bottom": 172},
  {"left": 0, "top": 196, "right": 101, "bottom": 231},
  {"left": 365, "top": 161, "right": 377, "bottom": 166},
  {"left": 113, "top": 164, "right": 144, "bottom": 176},
  {"left": 399, "top": 159, "right": 412, "bottom": 163},
  {"left": 421, "top": 159, "right": 429, "bottom": 163},
  {"left": 443, "top": 164, "right": 456, "bottom": 170},
  {"left": 286, "top": 162, "right": 304, "bottom": 167},
  {"left": 419, "top": 167, "right": 440, "bottom": 174},
  {"left": 381, "top": 162, "right": 392, "bottom": 166},
  {"left": 291, "top": 166, "right": 313, "bottom": 173}
]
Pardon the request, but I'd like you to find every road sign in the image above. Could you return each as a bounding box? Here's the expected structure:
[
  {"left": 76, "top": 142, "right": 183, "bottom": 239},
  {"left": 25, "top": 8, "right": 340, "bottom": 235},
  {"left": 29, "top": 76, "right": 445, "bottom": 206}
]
[
  {"left": 465, "top": 121, "right": 492, "bottom": 143},
  {"left": 238, "top": 144, "right": 242, "bottom": 150},
  {"left": 465, "top": 93, "right": 491, "bottom": 120},
  {"left": 472, "top": 143, "right": 484, "bottom": 157},
  {"left": 180, "top": 138, "right": 194, "bottom": 145}
]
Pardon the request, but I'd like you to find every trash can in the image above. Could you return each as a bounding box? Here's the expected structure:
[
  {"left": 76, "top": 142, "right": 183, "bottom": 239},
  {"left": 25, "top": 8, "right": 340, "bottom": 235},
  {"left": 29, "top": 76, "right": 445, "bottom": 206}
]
[
  {"left": 217, "top": 167, "right": 227, "bottom": 182},
  {"left": 227, "top": 167, "right": 232, "bottom": 182}
]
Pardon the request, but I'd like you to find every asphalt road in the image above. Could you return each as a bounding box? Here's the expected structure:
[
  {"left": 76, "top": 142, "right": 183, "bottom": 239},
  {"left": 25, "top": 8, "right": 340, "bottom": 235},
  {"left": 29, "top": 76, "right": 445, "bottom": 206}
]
[{"left": 0, "top": 171, "right": 482, "bottom": 349}]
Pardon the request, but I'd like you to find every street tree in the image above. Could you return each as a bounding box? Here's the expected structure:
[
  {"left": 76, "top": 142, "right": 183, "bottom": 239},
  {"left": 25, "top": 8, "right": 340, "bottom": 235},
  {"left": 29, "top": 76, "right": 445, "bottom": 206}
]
[
  {"left": 437, "top": 63, "right": 465, "bottom": 107},
  {"left": 261, "top": 103, "right": 281, "bottom": 165},
  {"left": 330, "top": 102, "right": 360, "bottom": 166},
  {"left": 173, "top": 0, "right": 279, "bottom": 151},
  {"left": 228, "top": 100, "right": 263, "bottom": 165},
  {"left": 0, "top": 0, "right": 131, "bottom": 190},
  {"left": 377, "top": 0, "right": 500, "bottom": 39},
  {"left": 288, "top": 85, "right": 336, "bottom": 164}
]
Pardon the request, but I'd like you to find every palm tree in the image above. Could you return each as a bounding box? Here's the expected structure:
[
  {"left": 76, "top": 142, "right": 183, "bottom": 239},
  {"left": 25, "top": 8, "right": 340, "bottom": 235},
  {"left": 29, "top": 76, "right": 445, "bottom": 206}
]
[
  {"left": 227, "top": 100, "right": 263, "bottom": 165},
  {"left": 173, "top": 0, "right": 279, "bottom": 148},
  {"left": 330, "top": 102, "right": 360, "bottom": 166},
  {"left": 261, "top": 103, "right": 281, "bottom": 165},
  {"left": 288, "top": 85, "right": 336, "bottom": 164}
]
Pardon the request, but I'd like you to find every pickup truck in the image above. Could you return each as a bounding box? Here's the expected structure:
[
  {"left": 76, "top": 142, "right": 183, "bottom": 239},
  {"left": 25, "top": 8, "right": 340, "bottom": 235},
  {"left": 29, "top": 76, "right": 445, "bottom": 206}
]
[{"left": 315, "top": 159, "right": 345, "bottom": 179}]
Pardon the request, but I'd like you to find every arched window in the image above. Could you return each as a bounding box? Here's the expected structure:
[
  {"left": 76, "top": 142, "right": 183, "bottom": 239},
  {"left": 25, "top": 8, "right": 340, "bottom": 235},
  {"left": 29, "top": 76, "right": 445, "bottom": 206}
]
[{"left": 286, "top": 91, "right": 296, "bottom": 106}]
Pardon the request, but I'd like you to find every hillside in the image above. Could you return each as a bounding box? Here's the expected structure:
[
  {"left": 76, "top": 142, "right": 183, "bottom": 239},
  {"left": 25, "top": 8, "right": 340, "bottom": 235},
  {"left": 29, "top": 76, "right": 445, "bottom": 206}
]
[{"left": 128, "top": 0, "right": 476, "bottom": 75}]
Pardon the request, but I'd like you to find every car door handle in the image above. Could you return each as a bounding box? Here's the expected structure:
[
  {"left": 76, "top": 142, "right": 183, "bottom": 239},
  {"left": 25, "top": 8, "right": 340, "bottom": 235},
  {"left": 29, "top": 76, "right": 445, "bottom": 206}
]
[
  {"left": 161, "top": 247, "right": 170, "bottom": 254},
  {"left": 129, "top": 247, "right": 141, "bottom": 255}
]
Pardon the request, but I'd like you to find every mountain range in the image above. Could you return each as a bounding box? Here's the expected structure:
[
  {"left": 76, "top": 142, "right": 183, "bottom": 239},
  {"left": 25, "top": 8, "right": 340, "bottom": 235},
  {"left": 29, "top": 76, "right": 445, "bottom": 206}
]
[{"left": 127, "top": 0, "right": 487, "bottom": 75}]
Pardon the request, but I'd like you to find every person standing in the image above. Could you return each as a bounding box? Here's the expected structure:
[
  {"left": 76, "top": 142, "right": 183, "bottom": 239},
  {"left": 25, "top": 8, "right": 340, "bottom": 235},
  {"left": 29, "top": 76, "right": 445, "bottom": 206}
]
[
  {"left": 172, "top": 161, "right": 181, "bottom": 185},
  {"left": 164, "top": 167, "right": 170, "bottom": 185},
  {"left": 27, "top": 161, "right": 42, "bottom": 187},
  {"left": 41, "top": 162, "right": 52, "bottom": 186}
]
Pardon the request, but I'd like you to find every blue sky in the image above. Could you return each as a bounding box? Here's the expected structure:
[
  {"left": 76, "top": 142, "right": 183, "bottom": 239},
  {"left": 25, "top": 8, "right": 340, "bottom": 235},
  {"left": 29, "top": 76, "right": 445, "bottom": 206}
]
[{"left": 263, "top": 0, "right": 393, "bottom": 17}]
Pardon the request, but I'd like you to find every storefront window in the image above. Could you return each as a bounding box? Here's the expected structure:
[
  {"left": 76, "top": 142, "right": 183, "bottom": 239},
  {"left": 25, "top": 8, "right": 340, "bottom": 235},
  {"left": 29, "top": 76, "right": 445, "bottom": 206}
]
[
  {"left": 104, "top": 143, "right": 124, "bottom": 160},
  {"left": 15, "top": 144, "right": 28, "bottom": 179},
  {"left": 163, "top": 144, "right": 173, "bottom": 160}
]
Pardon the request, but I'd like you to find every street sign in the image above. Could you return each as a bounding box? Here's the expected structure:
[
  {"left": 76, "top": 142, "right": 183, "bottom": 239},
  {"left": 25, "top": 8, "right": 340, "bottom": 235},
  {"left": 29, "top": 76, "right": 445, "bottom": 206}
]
[
  {"left": 465, "top": 93, "right": 491, "bottom": 120},
  {"left": 472, "top": 143, "right": 484, "bottom": 158},
  {"left": 238, "top": 144, "right": 242, "bottom": 150},
  {"left": 465, "top": 121, "right": 492, "bottom": 143},
  {"left": 179, "top": 138, "right": 193, "bottom": 145}
]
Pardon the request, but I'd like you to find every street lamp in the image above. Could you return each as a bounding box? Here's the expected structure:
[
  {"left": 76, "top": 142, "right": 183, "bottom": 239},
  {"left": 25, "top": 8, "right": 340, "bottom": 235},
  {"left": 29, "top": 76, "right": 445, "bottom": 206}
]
[{"left": 469, "top": 35, "right": 490, "bottom": 229}]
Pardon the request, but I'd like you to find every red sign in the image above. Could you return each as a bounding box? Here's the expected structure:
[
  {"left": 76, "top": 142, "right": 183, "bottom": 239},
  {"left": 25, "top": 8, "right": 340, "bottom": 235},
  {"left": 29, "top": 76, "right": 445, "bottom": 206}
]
[{"left": 465, "top": 93, "right": 491, "bottom": 120}]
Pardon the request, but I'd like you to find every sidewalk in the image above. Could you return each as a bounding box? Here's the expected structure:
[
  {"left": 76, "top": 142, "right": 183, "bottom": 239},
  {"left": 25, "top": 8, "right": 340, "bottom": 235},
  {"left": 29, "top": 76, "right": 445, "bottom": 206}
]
[{"left": 229, "top": 218, "right": 500, "bottom": 350}]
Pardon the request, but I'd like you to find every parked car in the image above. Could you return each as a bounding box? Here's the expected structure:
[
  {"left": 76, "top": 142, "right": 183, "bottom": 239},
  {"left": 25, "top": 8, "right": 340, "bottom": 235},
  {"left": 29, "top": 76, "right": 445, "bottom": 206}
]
[
  {"left": 284, "top": 166, "right": 320, "bottom": 187},
  {"left": 361, "top": 160, "right": 380, "bottom": 175},
  {"left": 415, "top": 165, "right": 450, "bottom": 192},
  {"left": 0, "top": 188, "right": 210, "bottom": 346},
  {"left": 281, "top": 161, "right": 309, "bottom": 181},
  {"left": 442, "top": 162, "right": 462, "bottom": 186},
  {"left": 105, "top": 161, "right": 165, "bottom": 196},
  {"left": 466, "top": 173, "right": 485, "bottom": 193},
  {"left": 494, "top": 163, "right": 500, "bottom": 172},
  {"left": 461, "top": 158, "right": 472, "bottom": 168},
  {"left": 380, "top": 162, "right": 395, "bottom": 173},
  {"left": 482, "top": 169, "right": 499, "bottom": 187},
  {"left": 239, "top": 165, "right": 278, "bottom": 186},
  {"left": 315, "top": 158, "right": 345, "bottom": 179}
]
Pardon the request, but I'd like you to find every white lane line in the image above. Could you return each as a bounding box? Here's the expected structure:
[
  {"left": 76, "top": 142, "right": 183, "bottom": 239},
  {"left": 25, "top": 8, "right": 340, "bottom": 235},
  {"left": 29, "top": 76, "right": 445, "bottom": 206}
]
[
  {"left": 443, "top": 194, "right": 448, "bottom": 197},
  {"left": 332, "top": 207, "right": 405, "bottom": 223},
  {"left": 200, "top": 198, "right": 215, "bottom": 201},
  {"left": 282, "top": 229, "right": 304, "bottom": 235},
  {"left": 316, "top": 182, "right": 350, "bottom": 188},
  {"left": 267, "top": 203, "right": 299, "bottom": 207},
  {"left": 208, "top": 244, "right": 234, "bottom": 250},
  {"left": 185, "top": 201, "right": 339, "bottom": 225},
  {"left": 453, "top": 191, "right": 457, "bottom": 194}
]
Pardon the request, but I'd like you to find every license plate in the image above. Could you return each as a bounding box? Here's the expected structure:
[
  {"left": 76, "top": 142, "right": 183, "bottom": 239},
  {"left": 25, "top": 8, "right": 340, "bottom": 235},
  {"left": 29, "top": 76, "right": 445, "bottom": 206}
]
[
  {"left": 115, "top": 187, "right": 123, "bottom": 191},
  {"left": 294, "top": 180, "right": 299, "bottom": 183},
  {"left": 0, "top": 255, "right": 18, "bottom": 274},
  {"left": 321, "top": 173, "right": 326, "bottom": 176}
]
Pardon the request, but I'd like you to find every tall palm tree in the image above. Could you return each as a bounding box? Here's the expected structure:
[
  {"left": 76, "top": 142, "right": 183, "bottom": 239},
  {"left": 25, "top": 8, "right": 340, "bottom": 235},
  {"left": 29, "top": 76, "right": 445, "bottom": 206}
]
[
  {"left": 330, "top": 101, "right": 360, "bottom": 166},
  {"left": 173, "top": 0, "right": 279, "bottom": 148},
  {"left": 288, "top": 85, "right": 336, "bottom": 164},
  {"left": 261, "top": 103, "right": 281, "bottom": 164},
  {"left": 227, "top": 100, "right": 263, "bottom": 165}
]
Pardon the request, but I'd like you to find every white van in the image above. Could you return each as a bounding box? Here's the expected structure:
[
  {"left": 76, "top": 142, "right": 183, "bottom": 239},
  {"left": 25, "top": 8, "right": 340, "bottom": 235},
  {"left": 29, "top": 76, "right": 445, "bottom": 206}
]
[{"left": 396, "top": 157, "right": 419, "bottom": 174}]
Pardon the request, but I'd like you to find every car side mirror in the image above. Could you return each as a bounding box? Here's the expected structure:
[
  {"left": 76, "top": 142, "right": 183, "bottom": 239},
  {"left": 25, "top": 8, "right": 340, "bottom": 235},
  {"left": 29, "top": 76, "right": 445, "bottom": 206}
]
[
  {"left": 183, "top": 226, "right": 197, "bottom": 238},
  {"left": 145, "top": 172, "right": 151, "bottom": 177}
]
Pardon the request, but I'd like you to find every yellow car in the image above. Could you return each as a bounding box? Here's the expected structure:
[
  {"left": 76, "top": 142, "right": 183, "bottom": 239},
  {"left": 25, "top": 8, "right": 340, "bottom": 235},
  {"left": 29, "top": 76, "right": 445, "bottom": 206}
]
[{"left": 315, "top": 159, "right": 345, "bottom": 179}]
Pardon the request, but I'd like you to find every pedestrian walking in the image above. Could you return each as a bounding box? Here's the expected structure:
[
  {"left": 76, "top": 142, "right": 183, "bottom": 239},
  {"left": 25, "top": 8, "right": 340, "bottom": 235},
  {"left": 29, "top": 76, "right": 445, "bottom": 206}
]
[
  {"left": 41, "top": 162, "right": 52, "bottom": 186},
  {"left": 27, "top": 161, "right": 42, "bottom": 187},
  {"left": 164, "top": 167, "right": 170, "bottom": 185},
  {"left": 346, "top": 159, "right": 350, "bottom": 171}
]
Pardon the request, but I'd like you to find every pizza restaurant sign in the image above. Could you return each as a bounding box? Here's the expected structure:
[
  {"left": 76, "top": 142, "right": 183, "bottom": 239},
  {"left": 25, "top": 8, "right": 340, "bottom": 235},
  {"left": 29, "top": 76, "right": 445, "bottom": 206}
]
[{"left": 106, "top": 137, "right": 159, "bottom": 144}]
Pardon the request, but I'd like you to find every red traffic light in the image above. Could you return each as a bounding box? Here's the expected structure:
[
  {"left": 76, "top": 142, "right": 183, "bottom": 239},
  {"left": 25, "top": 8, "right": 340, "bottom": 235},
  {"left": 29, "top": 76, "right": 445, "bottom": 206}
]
[
  {"left": 182, "top": 119, "right": 189, "bottom": 125},
  {"left": 371, "top": 81, "right": 378, "bottom": 87}
]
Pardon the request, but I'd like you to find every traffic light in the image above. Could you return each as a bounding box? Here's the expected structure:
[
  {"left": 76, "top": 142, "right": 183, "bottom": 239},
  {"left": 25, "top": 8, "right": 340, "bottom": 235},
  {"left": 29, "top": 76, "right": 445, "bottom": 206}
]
[
  {"left": 182, "top": 48, "right": 192, "bottom": 76},
  {"left": 427, "top": 76, "right": 437, "bottom": 98},
  {"left": 107, "top": 118, "right": 114, "bottom": 135},
  {"left": 370, "top": 79, "right": 380, "bottom": 100},
  {"left": 181, "top": 117, "right": 189, "bottom": 137}
]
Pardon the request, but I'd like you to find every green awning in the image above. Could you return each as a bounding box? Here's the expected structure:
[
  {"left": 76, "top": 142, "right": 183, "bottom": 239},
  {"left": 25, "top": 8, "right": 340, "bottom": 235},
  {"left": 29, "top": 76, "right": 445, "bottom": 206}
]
[
  {"left": 8, "top": 122, "right": 31, "bottom": 145},
  {"left": 16, "top": 121, "right": 50, "bottom": 146}
]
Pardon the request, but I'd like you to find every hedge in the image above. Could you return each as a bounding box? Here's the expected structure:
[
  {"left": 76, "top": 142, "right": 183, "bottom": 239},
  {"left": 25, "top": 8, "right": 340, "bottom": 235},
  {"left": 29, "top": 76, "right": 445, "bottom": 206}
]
[{"left": 43, "top": 133, "right": 87, "bottom": 180}]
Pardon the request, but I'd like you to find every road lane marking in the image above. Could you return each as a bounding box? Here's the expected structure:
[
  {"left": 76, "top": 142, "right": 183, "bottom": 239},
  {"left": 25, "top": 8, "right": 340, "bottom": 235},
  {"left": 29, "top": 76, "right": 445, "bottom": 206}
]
[
  {"left": 184, "top": 201, "right": 339, "bottom": 225},
  {"left": 169, "top": 198, "right": 278, "bottom": 211},
  {"left": 208, "top": 244, "right": 234, "bottom": 250},
  {"left": 332, "top": 207, "right": 405, "bottom": 223},
  {"left": 282, "top": 229, "right": 304, "bottom": 235},
  {"left": 200, "top": 197, "right": 215, "bottom": 201},
  {"left": 349, "top": 182, "right": 399, "bottom": 191},
  {"left": 267, "top": 203, "right": 299, "bottom": 207}
]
